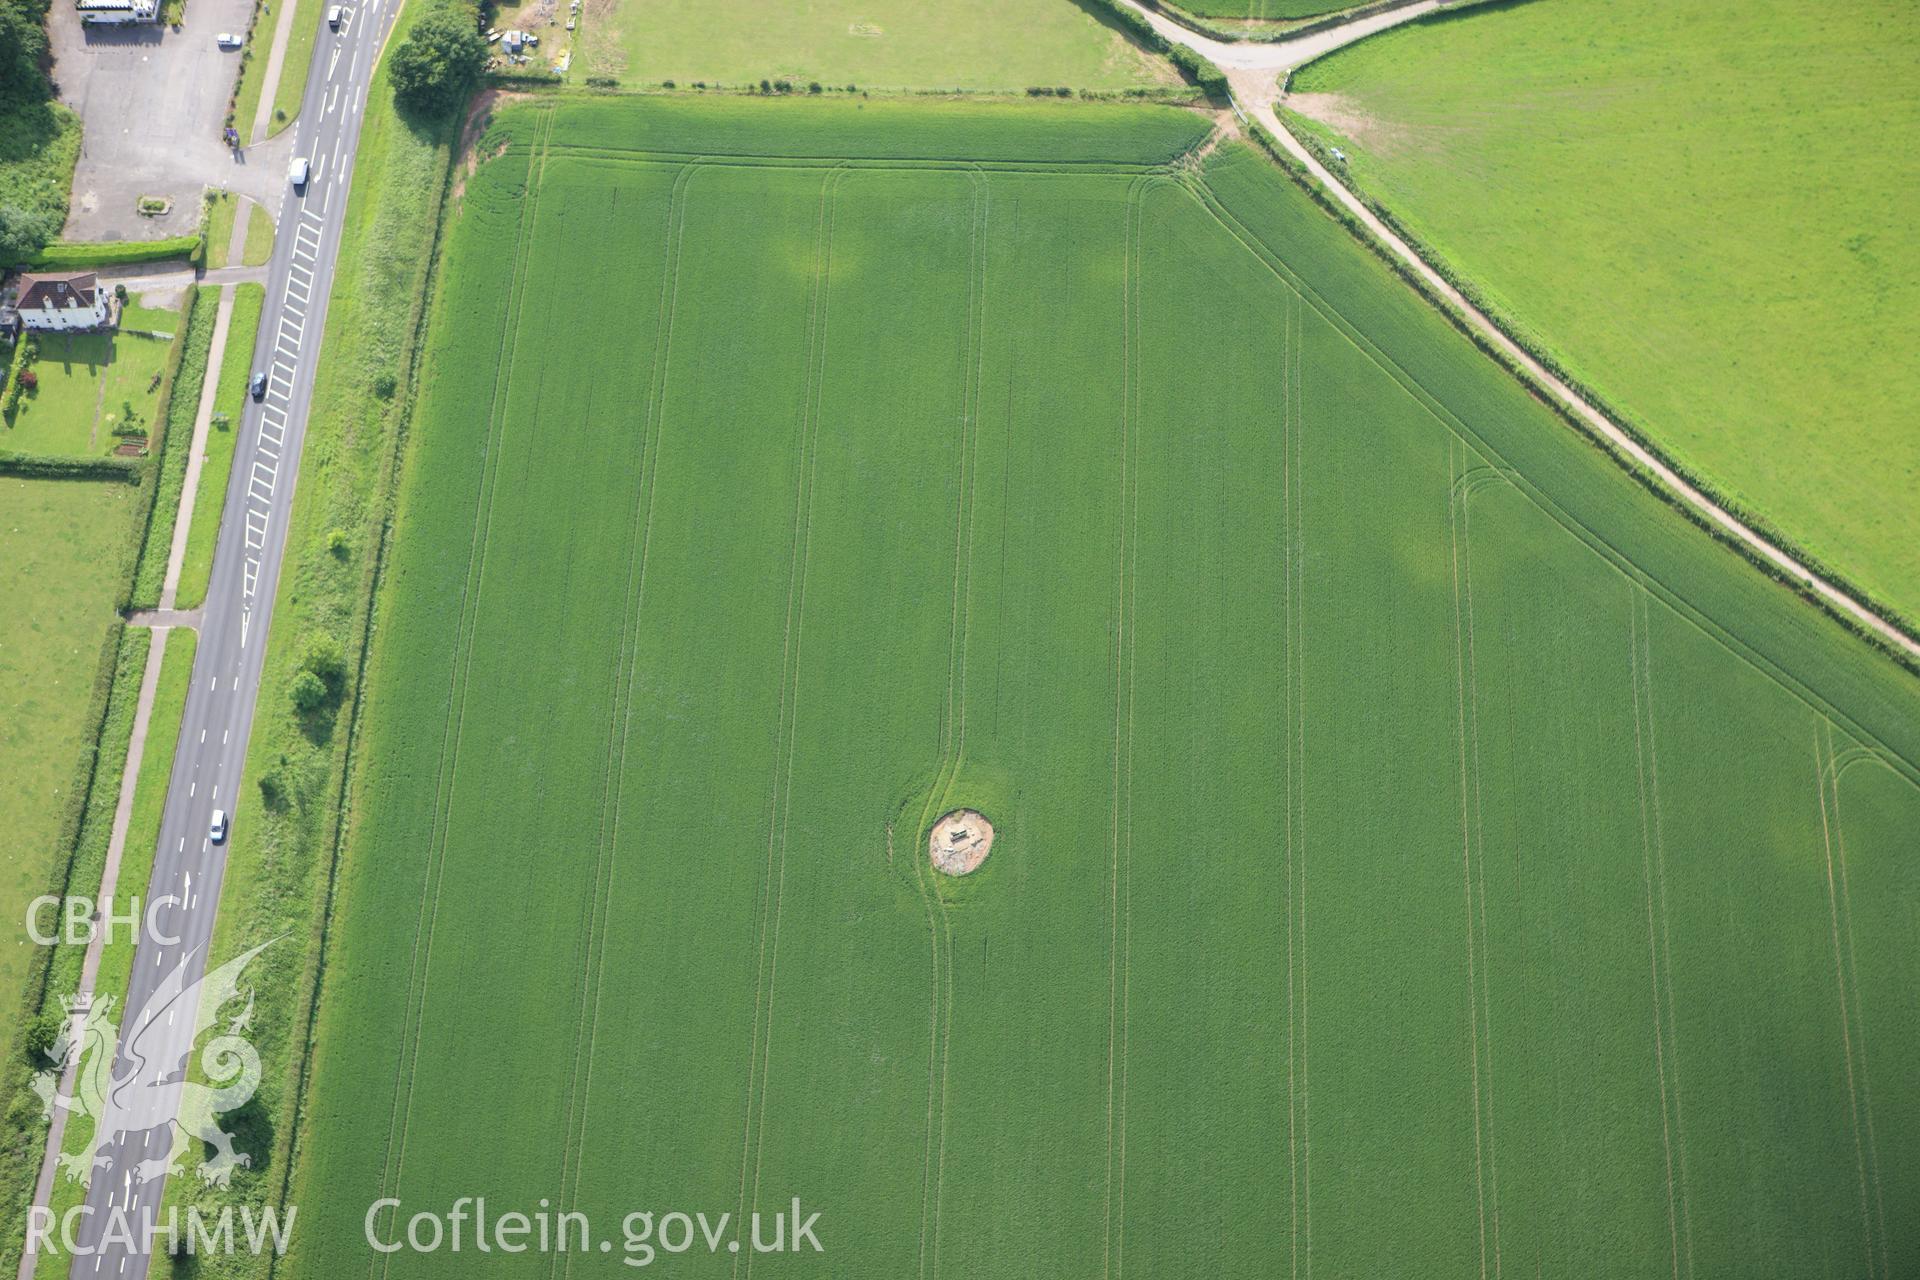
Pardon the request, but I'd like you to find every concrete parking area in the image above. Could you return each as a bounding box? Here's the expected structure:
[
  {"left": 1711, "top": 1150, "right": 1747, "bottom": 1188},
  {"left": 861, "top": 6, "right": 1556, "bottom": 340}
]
[{"left": 48, "top": 0, "right": 294, "bottom": 241}]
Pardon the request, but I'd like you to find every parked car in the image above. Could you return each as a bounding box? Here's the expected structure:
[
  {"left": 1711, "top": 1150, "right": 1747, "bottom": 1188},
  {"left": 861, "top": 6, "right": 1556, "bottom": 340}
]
[
  {"left": 250, "top": 370, "right": 267, "bottom": 400},
  {"left": 289, "top": 156, "right": 310, "bottom": 189},
  {"left": 216, "top": 31, "right": 242, "bottom": 48},
  {"left": 209, "top": 810, "right": 229, "bottom": 844},
  {"left": 327, "top": 4, "right": 342, "bottom": 27}
]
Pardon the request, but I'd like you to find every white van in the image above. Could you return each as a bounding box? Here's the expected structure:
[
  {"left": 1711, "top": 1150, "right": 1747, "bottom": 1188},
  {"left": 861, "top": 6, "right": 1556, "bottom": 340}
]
[
  {"left": 327, "top": 4, "right": 342, "bottom": 27},
  {"left": 289, "top": 156, "right": 310, "bottom": 189}
]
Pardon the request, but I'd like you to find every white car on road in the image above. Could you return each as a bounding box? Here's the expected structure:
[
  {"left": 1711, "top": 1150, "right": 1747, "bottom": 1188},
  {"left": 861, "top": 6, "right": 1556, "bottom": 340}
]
[
  {"left": 216, "top": 31, "right": 242, "bottom": 48},
  {"left": 289, "top": 156, "right": 310, "bottom": 189},
  {"left": 209, "top": 810, "right": 229, "bottom": 844}
]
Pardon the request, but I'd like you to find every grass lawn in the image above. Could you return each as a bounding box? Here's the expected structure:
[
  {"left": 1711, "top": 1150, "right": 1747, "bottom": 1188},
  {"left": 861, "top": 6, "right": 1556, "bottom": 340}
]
[
  {"left": 272, "top": 97, "right": 1920, "bottom": 1279},
  {"left": 243, "top": 200, "right": 275, "bottom": 266},
  {"left": 268, "top": 0, "right": 328, "bottom": 137},
  {"left": 2, "top": 330, "right": 174, "bottom": 457},
  {"left": 203, "top": 190, "right": 238, "bottom": 269},
  {"left": 177, "top": 284, "right": 265, "bottom": 609},
  {"left": 578, "top": 0, "right": 1179, "bottom": 89},
  {"left": 232, "top": 0, "right": 328, "bottom": 143},
  {"left": 0, "top": 477, "right": 140, "bottom": 1069},
  {"left": 1284, "top": 0, "right": 1920, "bottom": 622},
  {"left": 118, "top": 291, "right": 181, "bottom": 337},
  {"left": 204, "top": 194, "right": 277, "bottom": 271}
]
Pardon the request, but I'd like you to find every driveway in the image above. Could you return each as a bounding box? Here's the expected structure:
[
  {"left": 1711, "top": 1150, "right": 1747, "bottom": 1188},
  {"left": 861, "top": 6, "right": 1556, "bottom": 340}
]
[{"left": 48, "top": 0, "right": 295, "bottom": 241}]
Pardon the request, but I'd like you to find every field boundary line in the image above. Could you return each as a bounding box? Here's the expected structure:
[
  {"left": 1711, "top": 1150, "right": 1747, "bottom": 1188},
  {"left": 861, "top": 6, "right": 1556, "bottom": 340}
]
[
  {"left": 1630, "top": 588, "right": 1688, "bottom": 1280},
  {"left": 738, "top": 162, "right": 844, "bottom": 1280},
  {"left": 1445, "top": 438, "right": 1492, "bottom": 1280},
  {"left": 369, "top": 109, "right": 555, "bottom": 1280},
  {"left": 1824, "top": 723, "right": 1889, "bottom": 1276},
  {"left": 1813, "top": 724, "right": 1881, "bottom": 1277},
  {"left": 555, "top": 155, "right": 697, "bottom": 1280},
  {"left": 1178, "top": 178, "right": 1920, "bottom": 789}
]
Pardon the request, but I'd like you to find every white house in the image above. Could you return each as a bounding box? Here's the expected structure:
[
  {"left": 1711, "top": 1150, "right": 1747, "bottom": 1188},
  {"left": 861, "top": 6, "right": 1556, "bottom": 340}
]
[{"left": 15, "top": 272, "right": 114, "bottom": 332}]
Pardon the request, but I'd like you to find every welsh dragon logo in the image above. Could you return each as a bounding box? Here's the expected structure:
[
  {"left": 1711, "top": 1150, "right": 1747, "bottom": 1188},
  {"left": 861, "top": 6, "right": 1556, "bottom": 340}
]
[{"left": 31, "top": 939, "right": 276, "bottom": 1189}]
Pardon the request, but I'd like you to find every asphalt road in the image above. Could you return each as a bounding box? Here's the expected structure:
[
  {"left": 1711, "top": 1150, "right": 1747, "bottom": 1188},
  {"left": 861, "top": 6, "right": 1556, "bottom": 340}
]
[{"left": 67, "top": 0, "right": 398, "bottom": 1274}]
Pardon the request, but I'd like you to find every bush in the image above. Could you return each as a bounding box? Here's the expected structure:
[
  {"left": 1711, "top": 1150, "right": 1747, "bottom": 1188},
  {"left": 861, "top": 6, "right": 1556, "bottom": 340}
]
[
  {"left": 288, "top": 671, "right": 328, "bottom": 712},
  {"left": 25, "top": 236, "right": 199, "bottom": 269},
  {"left": 20, "top": 1013, "right": 61, "bottom": 1064},
  {"left": 390, "top": 0, "right": 489, "bottom": 117},
  {"left": 301, "top": 634, "right": 347, "bottom": 685}
]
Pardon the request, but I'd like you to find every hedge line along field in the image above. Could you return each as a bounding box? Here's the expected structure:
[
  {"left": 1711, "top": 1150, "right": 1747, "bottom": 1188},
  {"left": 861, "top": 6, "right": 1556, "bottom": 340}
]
[
  {"left": 578, "top": 0, "right": 1176, "bottom": 92},
  {"left": 0, "top": 475, "right": 139, "bottom": 1068},
  {"left": 282, "top": 97, "right": 1920, "bottom": 1278},
  {"left": 1283, "top": 0, "right": 1920, "bottom": 625},
  {"left": 1166, "top": 0, "right": 1353, "bottom": 19}
]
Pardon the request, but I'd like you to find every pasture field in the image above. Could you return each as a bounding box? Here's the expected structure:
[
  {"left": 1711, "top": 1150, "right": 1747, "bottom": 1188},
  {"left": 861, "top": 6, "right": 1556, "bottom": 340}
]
[
  {"left": 0, "top": 476, "right": 140, "bottom": 1068},
  {"left": 282, "top": 97, "right": 1920, "bottom": 1278},
  {"left": 1283, "top": 0, "right": 1920, "bottom": 623},
  {"left": 577, "top": 0, "right": 1176, "bottom": 90}
]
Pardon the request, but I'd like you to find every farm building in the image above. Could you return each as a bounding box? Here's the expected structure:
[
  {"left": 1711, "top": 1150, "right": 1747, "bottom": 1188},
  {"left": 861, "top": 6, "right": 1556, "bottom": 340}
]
[{"left": 11, "top": 272, "right": 115, "bottom": 332}]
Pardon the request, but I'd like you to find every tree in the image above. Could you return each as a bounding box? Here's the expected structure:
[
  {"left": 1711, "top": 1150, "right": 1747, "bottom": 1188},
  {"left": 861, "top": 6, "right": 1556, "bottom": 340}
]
[
  {"left": 0, "top": 0, "right": 51, "bottom": 106},
  {"left": 388, "top": 2, "right": 487, "bottom": 117},
  {"left": 289, "top": 670, "right": 328, "bottom": 712}
]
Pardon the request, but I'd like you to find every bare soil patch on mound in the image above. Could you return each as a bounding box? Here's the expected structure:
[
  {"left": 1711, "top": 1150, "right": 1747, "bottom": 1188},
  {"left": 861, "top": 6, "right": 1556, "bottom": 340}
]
[{"left": 929, "top": 809, "right": 994, "bottom": 876}]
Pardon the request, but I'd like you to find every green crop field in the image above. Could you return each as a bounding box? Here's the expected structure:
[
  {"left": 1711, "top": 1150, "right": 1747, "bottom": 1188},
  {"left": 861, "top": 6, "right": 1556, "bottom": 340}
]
[
  {"left": 281, "top": 97, "right": 1920, "bottom": 1278},
  {"left": 577, "top": 0, "right": 1177, "bottom": 90},
  {"left": 0, "top": 475, "right": 139, "bottom": 1067},
  {"left": 1283, "top": 0, "right": 1920, "bottom": 625}
]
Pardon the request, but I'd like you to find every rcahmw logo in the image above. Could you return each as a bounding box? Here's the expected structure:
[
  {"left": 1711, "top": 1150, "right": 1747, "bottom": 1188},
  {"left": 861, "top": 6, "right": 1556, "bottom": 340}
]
[{"left": 31, "top": 938, "right": 276, "bottom": 1189}]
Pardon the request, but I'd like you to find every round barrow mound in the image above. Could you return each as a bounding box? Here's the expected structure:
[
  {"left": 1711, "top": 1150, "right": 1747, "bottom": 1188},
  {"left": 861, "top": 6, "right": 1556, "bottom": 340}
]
[{"left": 929, "top": 809, "right": 994, "bottom": 877}]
